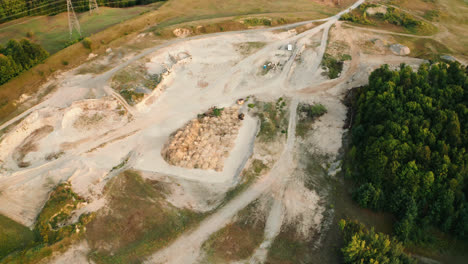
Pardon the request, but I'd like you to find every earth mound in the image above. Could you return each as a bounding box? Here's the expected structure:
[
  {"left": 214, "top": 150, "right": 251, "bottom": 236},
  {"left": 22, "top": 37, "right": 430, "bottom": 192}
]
[{"left": 162, "top": 106, "right": 242, "bottom": 171}]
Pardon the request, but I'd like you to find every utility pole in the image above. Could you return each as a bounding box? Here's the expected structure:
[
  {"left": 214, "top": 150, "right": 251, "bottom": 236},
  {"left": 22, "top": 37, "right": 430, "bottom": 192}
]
[
  {"left": 67, "top": 0, "right": 81, "bottom": 38},
  {"left": 89, "top": 0, "right": 99, "bottom": 14}
]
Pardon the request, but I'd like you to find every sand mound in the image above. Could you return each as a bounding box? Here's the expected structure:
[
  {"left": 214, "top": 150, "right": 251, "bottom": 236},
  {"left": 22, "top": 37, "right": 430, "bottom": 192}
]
[
  {"left": 173, "top": 28, "right": 192, "bottom": 38},
  {"left": 390, "top": 44, "right": 410, "bottom": 56},
  {"left": 162, "top": 107, "right": 242, "bottom": 171}
]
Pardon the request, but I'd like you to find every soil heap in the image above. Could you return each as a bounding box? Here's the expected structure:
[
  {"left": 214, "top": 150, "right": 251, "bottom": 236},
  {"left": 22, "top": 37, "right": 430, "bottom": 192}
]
[{"left": 162, "top": 106, "right": 242, "bottom": 171}]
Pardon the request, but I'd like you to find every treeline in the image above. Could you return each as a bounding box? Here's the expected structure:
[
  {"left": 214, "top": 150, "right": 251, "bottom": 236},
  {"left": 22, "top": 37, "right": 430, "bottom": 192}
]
[
  {"left": 347, "top": 62, "right": 468, "bottom": 243},
  {"left": 0, "top": 38, "right": 48, "bottom": 85},
  {"left": 0, "top": 0, "right": 165, "bottom": 24},
  {"left": 339, "top": 219, "right": 415, "bottom": 264}
]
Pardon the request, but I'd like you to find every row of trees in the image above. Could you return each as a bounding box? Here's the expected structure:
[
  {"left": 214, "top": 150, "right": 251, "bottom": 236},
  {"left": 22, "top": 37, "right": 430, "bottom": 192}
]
[
  {"left": 347, "top": 62, "right": 468, "bottom": 243},
  {"left": 339, "top": 219, "right": 415, "bottom": 264},
  {"left": 0, "top": 39, "right": 49, "bottom": 85},
  {"left": 0, "top": 0, "right": 164, "bottom": 23}
]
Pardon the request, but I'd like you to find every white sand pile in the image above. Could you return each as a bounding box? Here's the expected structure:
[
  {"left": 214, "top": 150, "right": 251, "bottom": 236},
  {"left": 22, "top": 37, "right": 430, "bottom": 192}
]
[
  {"left": 390, "top": 44, "right": 410, "bottom": 56},
  {"left": 162, "top": 107, "right": 242, "bottom": 171}
]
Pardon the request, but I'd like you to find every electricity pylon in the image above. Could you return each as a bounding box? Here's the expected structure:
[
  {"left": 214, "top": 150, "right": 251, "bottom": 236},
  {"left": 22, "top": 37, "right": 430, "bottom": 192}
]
[
  {"left": 67, "top": 0, "right": 81, "bottom": 38},
  {"left": 89, "top": 0, "right": 99, "bottom": 14}
]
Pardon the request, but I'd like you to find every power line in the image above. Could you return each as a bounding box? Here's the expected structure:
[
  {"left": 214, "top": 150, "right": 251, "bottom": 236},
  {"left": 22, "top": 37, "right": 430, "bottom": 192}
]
[
  {"left": 67, "top": 0, "right": 81, "bottom": 38},
  {"left": 89, "top": 0, "right": 99, "bottom": 14},
  {"left": 0, "top": 0, "right": 67, "bottom": 21}
]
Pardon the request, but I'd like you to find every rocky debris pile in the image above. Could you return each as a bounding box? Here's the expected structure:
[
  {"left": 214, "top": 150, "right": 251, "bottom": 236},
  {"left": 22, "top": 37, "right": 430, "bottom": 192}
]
[
  {"left": 162, "top": 106, "right": 242, "bottom": 171},
  {"left": 390, "top": 44, "right": 410, "bottom": 56},
  {"left": 173, "top": 28, "right": 192, "bottom": 38}
]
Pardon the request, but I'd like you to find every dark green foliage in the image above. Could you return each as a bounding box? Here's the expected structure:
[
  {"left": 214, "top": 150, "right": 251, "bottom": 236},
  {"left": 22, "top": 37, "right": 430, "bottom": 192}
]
[
  {"left": 257, "top": 98, "right": 288, "bottom": 142},
  {"left": 0, "top": 1, "right": 166, "bottom": 24},
  {"left": 382, "top": 7, "right": 421, "bottom": 29},
  {"left": 348, "top": 62, "right": 468, "bottom": 242},
  {"left": 243, "top": 17, "right": 271, "bottom": 26},
  {"left": 0, "top": 38, "right": 49, "bottom": 85},
  {"left": 212, "top": 107, "right": 224, "bottom": 117},
  {"left": 321, "top": 53, "right": 344, "bottom": 79},
  {"left": 296, "top": 103, "right": 327, "bottom": 137},
  {"left": 339, "top": 219, "right": 416, "bottom": 264}
]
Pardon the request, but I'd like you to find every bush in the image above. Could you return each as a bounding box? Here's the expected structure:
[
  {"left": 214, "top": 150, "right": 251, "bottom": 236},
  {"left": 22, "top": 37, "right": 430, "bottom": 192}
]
[
  {"left": 339, "top": 220, "right": 416, "bottom": 264},
  {"left": 321, "top": 53, "right": 344, "bottom": 79},
  {"left": 82, "top": 37, "right": 92, "bottom": 49}
]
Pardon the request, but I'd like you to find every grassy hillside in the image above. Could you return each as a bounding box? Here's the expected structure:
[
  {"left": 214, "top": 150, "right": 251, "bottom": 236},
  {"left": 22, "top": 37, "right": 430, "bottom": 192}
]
[
  {"left": 389, "top": 0, "right": 468, "bottom": 58},
  {"left": 0, "top": 214, "right": 35, "bottom": 260},
  {"left": 0, "top": 5, "right": 159, "bottom": 54}
]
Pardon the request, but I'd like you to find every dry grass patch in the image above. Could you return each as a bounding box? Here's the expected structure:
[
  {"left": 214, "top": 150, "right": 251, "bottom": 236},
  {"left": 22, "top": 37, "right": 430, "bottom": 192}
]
[
  {"left": 86, "top": 170, "right": 205, "bottom": 264},
  {"left": 235, "top": 42, "right": 267, "bottom": 56},
  {"left": 201, "top": 200, "right": 267, "bottom": 263}
]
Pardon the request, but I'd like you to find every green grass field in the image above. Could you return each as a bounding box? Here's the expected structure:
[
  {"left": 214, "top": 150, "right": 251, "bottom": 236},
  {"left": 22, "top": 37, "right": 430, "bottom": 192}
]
[
  {"left": 0, "top": 214, "right": 35, "bottom": 260},
  {"left": 0, "top": 5, "right": 158, "bottom": 54}
]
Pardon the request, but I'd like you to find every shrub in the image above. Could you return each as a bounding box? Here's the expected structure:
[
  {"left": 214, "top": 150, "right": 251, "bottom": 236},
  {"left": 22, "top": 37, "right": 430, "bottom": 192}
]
[{"left": 82, "top": 37, "right": 92, "bottom": 49}]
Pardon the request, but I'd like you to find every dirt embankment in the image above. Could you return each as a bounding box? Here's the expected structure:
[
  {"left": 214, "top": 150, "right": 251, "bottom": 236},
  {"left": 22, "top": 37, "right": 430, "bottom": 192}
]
[
  {"left": 12, "top": 125, "right": 54, "bottom": 168},
  {"left": 162, "top": 106, "right": 242, "bottom": 171}
]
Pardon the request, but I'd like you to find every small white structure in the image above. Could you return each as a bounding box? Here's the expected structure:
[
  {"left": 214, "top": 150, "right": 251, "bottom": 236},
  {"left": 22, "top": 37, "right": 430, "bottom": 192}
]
[{"left": 287, "top": 44, "right": 293, "bottom": 51}]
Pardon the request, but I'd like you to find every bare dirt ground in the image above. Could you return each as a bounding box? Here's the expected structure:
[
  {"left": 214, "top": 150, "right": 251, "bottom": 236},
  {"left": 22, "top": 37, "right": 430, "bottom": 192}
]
[{"left": 0, "top": 0, "right": 438, "bottom": 262}]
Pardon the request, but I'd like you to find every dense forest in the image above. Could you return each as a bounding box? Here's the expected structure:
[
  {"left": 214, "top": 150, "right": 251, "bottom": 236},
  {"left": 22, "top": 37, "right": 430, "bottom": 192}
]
[
  {"left": 0, "top": 0, "right": 165, "bottom": 23},
  {"left": 339, "top": 219, "right": 415, "bottom": 264},
  {"left": 0, "top": 39, "right": 49, "bottom": 85},
  {"left": 347, "top": 62, "right": 468, "bottom": 243}
]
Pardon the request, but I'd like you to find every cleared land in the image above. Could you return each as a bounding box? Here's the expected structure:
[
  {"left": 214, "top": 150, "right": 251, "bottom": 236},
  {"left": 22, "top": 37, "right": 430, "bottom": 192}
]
[{"left": 0, "top": 0, "right": 466, "bottom": 263}]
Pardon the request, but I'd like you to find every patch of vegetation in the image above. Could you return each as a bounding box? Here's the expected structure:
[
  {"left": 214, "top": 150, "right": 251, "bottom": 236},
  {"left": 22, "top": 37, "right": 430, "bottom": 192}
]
[
  {"left": 119, "top": 89, "right": 145, "bottom": 105},
  {"left": 321, "top": 53, "right": 344, "bottom": 79},
  {"left": 296, "top": 103, "right": 327, "bottom": 138},
  {"left": 346, "top": 62, "right": 468, "bottom": 244},
  {"left": 111, "top": 67, "right": 163, "bottom": 105},
  {"left": 0, "top": 39, "right": 49, "bottom": 85},
  {"left": 254, "top": 98, "right": 288, "bottom": 142},
  {"left": 267, "top": 225, "right": 311, "bottom": 264},
  {"left": 236, "top": 41, "right": 267, "bottom": 56},
  {"left": 243, "top": 17, "right": 272, "bottom": 27},
  {"left": 223, "top": 159, "right": 268, "bottom": 204},
  {"left": 1, "top": 182, "right": 93, "bottom": 264},
  {"left": 202, "top": 200, "right": 266, "bottom": 262},
  {"left": 423, "top": 9, "right": 440, "bottom": 21},
  {"left": 212, "top": 107, "right": 224, "bottom": 117},
  {"left": 86, "top": 170, "right": 205, "bottom": 264},
  {"left": 340, "top": 4, "right": 436, "bottom": 35},
  {"left": 393, "top": 36, "right": 451, "bottom": 61},
  {"left": 81, "top": 37, "right": 92, "bottom": 50},
  {"left": 110, "top": 157, "right": 129, "bottom": 172},
  {"left": 0, "top": 214, "right": 35, "bottom": 260},
  {"left": 339, "top": 219, "right": 415, "bottom": 264}
]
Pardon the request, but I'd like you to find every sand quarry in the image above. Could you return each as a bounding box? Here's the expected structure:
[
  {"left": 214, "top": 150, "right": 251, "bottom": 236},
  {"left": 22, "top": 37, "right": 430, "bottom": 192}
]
[{"left": 0, "top": 0, "right": 430, "bottom": 262}]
